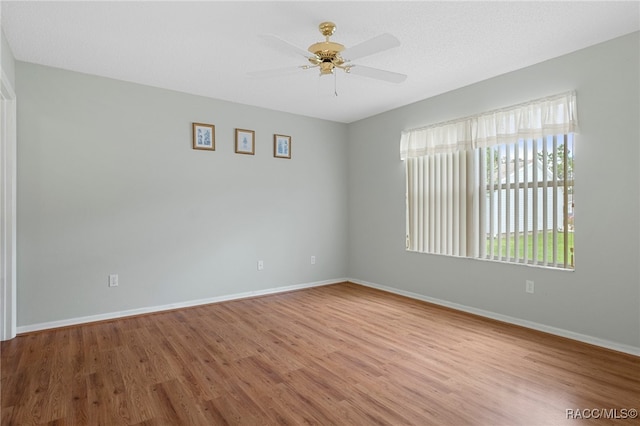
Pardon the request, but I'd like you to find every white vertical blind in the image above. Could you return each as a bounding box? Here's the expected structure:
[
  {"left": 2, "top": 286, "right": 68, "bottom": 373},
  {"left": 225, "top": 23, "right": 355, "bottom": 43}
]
[
  {"left": 532, "top": 138, "right": 539, "bottom": 265},
  {"left": 480, "top": 136, "right": 574, "bottom": 267},
  {"left": 505, "top": 144, "right": 511, "bottom": 261},
  {"left": 407, "top": 153, "right": 467, "bottom": 257},
  {"left": 542, "top": 139, "right": 549, "bottom": 265},
  {"left": 552, "top": 136, "right": 558, "bottom": 266}
]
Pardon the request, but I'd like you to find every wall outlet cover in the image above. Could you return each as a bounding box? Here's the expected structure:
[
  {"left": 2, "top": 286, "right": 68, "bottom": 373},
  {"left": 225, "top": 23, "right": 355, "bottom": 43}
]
[{"left": 526, "top": 280, "right": 534, "bottom": 294}]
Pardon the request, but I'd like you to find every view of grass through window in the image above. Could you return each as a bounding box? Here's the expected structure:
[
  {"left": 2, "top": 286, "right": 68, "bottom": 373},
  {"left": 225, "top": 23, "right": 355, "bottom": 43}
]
[{"left": 486, "top": 231, "right": 574, "bottom": 266}]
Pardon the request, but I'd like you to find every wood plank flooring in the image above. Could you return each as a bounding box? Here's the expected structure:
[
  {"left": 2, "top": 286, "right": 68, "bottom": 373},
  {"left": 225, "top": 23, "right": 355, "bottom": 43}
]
[{"left": 2, "top": 282, "right": 638, "bottom": 425}]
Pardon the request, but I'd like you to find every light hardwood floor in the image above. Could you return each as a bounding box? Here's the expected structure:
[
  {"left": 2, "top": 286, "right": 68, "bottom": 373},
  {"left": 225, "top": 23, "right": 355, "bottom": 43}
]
[{"left": 2, "top": 282, "right": 638, "bottom": 425}]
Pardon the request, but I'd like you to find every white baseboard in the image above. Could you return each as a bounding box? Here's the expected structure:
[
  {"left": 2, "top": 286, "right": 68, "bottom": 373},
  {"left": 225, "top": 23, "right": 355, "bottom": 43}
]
[
  {"left": 16, "top": 278, "right": 348, "bottom": 334},
  {"left": 349, "top": 278, "right": 640, "bottom": 357}
]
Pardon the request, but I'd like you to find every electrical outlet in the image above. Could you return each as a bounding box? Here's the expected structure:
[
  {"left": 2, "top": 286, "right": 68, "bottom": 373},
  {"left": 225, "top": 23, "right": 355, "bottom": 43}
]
[
  {"left": 526, "top": 280, "right": 534, "bottom": 294},
  {"left": 257, "top": 260, "right": 264, "bottom": 271},
  {"left": 311, "top": 256, "right": 316, "bottom": 265},
  {"left": 108, "top": 274, "right": 119, "bottom": 287}
]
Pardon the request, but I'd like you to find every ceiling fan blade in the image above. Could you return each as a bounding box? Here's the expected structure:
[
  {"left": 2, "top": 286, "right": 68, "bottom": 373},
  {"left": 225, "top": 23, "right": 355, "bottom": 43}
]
[
  {"left": 348, "top": 65, "right": 407, "bottom": 83},
  {"left": 259, "top": 34, "right": 312, "bottom": 59},
  {"left": 247, "top": 66, "right": 307, "bottom": 79},
  {"left": 342, "top": 33, "right": 400, "bottom": 61}
]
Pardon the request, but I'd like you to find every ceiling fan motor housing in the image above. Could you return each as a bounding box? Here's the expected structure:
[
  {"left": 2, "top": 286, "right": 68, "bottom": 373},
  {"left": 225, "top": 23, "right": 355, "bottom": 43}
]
[{"left": 308, "top": 22, "right": 346, "bottom": 75}]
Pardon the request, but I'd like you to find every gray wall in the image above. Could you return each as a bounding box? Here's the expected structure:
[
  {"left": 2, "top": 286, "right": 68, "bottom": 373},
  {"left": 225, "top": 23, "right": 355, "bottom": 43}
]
[
  {"left": 348, "top": 32, "right": 640, "bottom": 348},
  {"left": 17, "top": 63, "right": 348, "bottom": 326}
]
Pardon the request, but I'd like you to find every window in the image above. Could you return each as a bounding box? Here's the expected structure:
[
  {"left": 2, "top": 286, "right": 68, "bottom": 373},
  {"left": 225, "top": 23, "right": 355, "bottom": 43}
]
[
  {"left": 401, "top": 92, "right": 577, "bottom": 270},
  {"left": 481, "top": 136, "right": 575, "bottom": 267}
]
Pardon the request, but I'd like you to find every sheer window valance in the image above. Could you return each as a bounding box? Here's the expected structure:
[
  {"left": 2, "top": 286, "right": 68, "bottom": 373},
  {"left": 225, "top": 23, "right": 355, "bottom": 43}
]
[{"left": 400, "top": 91, "right": 578, "bottom": 160}]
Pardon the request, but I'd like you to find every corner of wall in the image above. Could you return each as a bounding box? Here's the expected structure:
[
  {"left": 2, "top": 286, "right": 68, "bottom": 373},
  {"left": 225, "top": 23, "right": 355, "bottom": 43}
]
[{"left": 1, "top": 26, "right": 16, "bottom": 89}]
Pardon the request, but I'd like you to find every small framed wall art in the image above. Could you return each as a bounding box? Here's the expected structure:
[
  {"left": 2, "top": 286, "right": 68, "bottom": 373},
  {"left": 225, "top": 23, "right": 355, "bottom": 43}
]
[
  {"left": 274, "top": 134, "right": 291, "bottom": 159},
  {"left": 192, "top": 122, "right": 215, "bottom": 151},
  {"left": 235, "top": 129, "right": 255, "bottom": 155}
]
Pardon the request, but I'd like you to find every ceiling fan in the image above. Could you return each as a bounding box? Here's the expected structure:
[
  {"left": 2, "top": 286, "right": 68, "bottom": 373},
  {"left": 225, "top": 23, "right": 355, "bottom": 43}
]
[{"left": 250, "top": 21, "right": 407, "bottom": 84}]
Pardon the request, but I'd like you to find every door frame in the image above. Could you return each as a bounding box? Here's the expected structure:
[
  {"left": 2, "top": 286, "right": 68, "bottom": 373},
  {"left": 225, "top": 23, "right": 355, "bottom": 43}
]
[{"left": 1, "top": 68, "right": 17, "bottom": 341}]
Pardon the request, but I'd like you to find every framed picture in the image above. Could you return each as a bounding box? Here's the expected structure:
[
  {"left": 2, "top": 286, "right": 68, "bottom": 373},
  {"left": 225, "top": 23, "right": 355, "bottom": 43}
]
[
  {"left": 274, "top": 134, "right": 291, "bottom": 159},
  {"left": 192, "top": 122, "right": 215, "bottom": 151},
  {"left": 235, "top": 129, "right": 255, "bottom": 155}
]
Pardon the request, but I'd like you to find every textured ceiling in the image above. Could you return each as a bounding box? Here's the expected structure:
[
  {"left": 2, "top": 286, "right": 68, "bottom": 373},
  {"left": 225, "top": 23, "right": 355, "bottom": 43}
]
[{"left": 2, "top": 1, "right": 639, "bottom": 123}]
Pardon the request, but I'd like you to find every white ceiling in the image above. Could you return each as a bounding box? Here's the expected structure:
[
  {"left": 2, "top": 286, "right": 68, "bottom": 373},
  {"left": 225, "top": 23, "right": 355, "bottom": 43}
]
[{"left": 2, "top": 1, "right": 639, "bottom": 123}]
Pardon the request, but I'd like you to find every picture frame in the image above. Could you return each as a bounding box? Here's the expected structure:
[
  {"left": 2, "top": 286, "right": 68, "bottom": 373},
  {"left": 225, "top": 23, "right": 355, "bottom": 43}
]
[
  {"left": 274, "top": 134, "right": 291, "bottom": 159},
  {"left": 192, "top": 122, "right": 215, "bottom": 151},
  {"left": 235, "top": 129, "right": 255, "bottom": 155}
]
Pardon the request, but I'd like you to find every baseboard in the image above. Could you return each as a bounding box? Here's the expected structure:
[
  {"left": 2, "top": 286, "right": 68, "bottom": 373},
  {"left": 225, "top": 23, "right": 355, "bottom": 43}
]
[
  {"left": 349, "top": 278, "right": 640, "bottom": 357},
  {"left": 16, "top": 278, "right": 348, "bottom": 334}
]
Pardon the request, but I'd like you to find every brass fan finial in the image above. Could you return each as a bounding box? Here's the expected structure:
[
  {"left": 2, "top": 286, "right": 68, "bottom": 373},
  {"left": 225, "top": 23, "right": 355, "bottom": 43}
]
[{"left": 318, "top": 22, "right": 336, "bottom": 39}]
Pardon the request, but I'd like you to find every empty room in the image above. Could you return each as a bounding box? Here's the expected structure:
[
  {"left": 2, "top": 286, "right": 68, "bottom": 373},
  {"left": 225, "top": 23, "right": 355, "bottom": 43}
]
[{"left": 1, "top": 1, "right": 639, "bottom": 425}]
